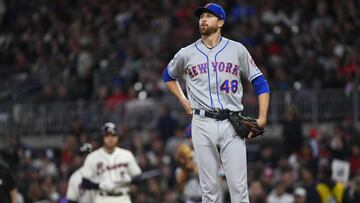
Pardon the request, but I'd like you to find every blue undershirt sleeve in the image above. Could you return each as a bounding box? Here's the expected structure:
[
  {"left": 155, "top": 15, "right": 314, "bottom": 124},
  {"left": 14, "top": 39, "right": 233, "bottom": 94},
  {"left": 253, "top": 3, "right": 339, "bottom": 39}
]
[
  {"left": 251, "top": 75, "right": 270, "bottom": 96},
  {"left": 162, "top": 67, "right": 176, "bottom": 82}
]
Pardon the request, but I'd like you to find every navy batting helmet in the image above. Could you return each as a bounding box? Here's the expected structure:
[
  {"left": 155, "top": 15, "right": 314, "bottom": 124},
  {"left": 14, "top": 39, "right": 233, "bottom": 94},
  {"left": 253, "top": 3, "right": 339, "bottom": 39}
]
[{"left": 101, "top": 122, "right": 117, "bottom": 136}]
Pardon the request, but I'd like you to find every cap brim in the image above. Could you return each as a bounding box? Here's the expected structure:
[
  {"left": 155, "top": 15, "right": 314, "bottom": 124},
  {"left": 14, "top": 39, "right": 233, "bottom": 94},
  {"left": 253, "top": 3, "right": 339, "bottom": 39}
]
[{"left": 194, "top": 7, "right": 219, "bottom": 19}]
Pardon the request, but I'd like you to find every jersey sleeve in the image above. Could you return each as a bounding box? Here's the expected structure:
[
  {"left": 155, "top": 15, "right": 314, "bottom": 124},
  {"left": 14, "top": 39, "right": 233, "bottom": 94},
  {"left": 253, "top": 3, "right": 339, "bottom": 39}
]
[
  {"left": 167, "top": 49, "right": 186, "bottom": 79},
  {"left": 128, "top": 152, "right": 142, "bottom": 177},
  {"left": 240, "top": 48, "right": 262, "bottom": 82},
  {"left": 81, "top": 154, "right": 95, "bottom": 179},
  {"left": 66, "top": 173, "right": 80, "bottom": 201}
]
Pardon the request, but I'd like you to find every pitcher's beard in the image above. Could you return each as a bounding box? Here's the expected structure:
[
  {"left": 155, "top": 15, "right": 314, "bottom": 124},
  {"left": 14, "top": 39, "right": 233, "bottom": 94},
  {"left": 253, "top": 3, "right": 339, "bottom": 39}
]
[{"left": 199, "top": 26, "right": 218, "bottom": 36}]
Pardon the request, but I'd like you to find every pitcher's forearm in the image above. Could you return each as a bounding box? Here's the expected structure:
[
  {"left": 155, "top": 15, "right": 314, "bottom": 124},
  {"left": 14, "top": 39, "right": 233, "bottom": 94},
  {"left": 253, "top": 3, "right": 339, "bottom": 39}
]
[
  {"left": 166, "top": 80, "right": 187, "bottom": 101},
  {"left": 258, "top": 93, "right": 270, "bottom": 126},
  {"left": 166, "top": 80, "right": 192, "bottom": 115}
]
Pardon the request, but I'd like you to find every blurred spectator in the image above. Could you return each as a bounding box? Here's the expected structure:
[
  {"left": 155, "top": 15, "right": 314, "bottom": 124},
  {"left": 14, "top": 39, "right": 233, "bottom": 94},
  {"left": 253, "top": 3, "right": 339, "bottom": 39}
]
[
  {"left": 56, "top": 84, "right": 71, "bottom": 102},
  {"left": 156, "top": 106, "right": 178, "bottom": 142},
  {"left": 308, "top": 128, "right": 320, "bottom": 158},
  {"left": 133, "top": 191, "right": 155, "bottom": 203},
  {"left": 35, "top": 83, "right": 56, "bottom": 103},
  {"left": 299, "top": 167, "right": 319, "bottom": 203},
  {"left": 131, "top": 132, "right": 146, "bottom": 155},
  {"left": 39, "top": 149, "right": 58, "bottom": 177},
  {"left": 163, "top": 190, "right": 179, "bottom": 203},
  {"left": 0, "top": 158, "right": 17, "bottom": 203},
  {"left": 26, "top": 182, "right": 45, "bottom": 203},
  {"left": 59, "top": 136, "right": 77, "bottom": 177},
  {"left": 282, "top": 106, "right": 304, "bottom": 156},
  {"left": 105, "top": 84, "right": 129, "bottom": 111},
  {"left": 136, "top": 153, "right": 153, "bottom": 173},
  {"left": 329, "top": 127, "right": 347, "bottom": 160},
  {"left": 248, "top": 181, "right": 266, "bottom": 203},
  {"left": 288, "top": 142, "right": 318, "bottom": 174},
  {"left": 267, "top": 180, "right": 295, "bottom": 203},
  {"left": 0, "top": 135, "right": 21, "bottom": 171},
  {"left": 165, "top": 127, "right": 186, "bottom": 157},
  {"left": 343, "top": 169, "right": 360, "bottom": 203},
  {"left": 280, "top": 166, "right": 296, "bottom": 193},
  {"left": 0, "top": 0, "right": 5, "bottom": 23},
  {"left": 146, "top": 178, "right": 162, "bottom": 202},
  {"left": 57, "top": 179, "right": 69, "bottom": 203},
  {"left": 315, "top": 166, "right": 346, "bottom": 203},
  {"left": 349, "top": 143, "right": 360, "bottom": 177},
  {"left": 293, "top": 187, "right": 306, "bottom": 203},
  {"left": 40, "top": 176, "right": 59, "bottom": 201},
  {"left": 257, "top": 144, "right": 277, "bottom": 168},
  {"left": 92, "top": 84, "right": 110, "bottom": 102},
  {"left": 260, "top": 166, "right": 274, "bottom": 194},
  {"left": 69, "top": 116, "right": 83, "bottom": 142},
  {"left": 342, "top": 117, "right": 359, "bottom": 140}
]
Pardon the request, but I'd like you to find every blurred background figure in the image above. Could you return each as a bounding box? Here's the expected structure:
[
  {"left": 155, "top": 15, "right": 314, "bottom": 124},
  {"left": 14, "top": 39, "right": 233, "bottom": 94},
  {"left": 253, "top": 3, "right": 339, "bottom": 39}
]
[
  {"left": 343, "top": 169, "right": 360, "bottom": 203},
  {"left": 66, "top": 143, "right": 93, "bottom": 203},
  {"left": 0, "top": 156, "right": 17, "bottom": 203},
  {"left": 174, "top": 124, "right": 202, "bottom": 203},
  {"left": 315, "top": 165, "right": 346, "bottom": 203},
  {"left": 293, "top": 187, "right": 306, "bottom": 203},
  {"left": 282, "top": 106, "right": 303, "bottom": 157},
  {"left": 248, "top": 181, "right": 266, "bottom": 203},
  {"left": 267, "top": 180, "right": 294, "bottom": 203}
]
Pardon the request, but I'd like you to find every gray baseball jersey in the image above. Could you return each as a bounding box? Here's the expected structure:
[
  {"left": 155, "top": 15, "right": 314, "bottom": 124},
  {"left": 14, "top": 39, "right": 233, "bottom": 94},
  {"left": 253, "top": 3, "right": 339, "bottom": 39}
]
[{"left": 167, "top": 37, "right": 262, "bottom": 111}]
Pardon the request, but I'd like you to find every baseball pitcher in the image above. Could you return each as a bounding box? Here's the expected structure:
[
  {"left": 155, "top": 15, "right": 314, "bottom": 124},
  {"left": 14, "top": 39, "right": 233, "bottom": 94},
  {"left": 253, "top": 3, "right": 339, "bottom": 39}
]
[{"left": 163, "top": 3, "right": 270, "bottom": 203}]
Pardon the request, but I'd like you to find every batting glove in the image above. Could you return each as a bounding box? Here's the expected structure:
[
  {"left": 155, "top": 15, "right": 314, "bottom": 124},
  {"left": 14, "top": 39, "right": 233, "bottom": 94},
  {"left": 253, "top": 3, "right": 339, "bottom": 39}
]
[{"left": 99, "top": 179, "right": 116, "bottom": 191}]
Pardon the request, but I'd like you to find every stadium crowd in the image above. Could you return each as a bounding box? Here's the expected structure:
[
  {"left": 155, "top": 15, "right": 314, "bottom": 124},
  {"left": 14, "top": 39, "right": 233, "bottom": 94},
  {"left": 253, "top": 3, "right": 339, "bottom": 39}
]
[
  {"left": 1, "top": 113, "right": 360, "bottom": 202},
  {"left": 0, "top": 0, "right": 360, "bottom": 202},
  {"left": 0, "top": 0, "right": 359, "bottom": 103}
]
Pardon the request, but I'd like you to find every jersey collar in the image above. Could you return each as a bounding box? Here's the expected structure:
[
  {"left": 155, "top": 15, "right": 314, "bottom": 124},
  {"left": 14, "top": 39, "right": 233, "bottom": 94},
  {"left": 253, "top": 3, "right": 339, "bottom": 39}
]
[{"left": 196, "top": 37, "right": 228, "bottom": 53}]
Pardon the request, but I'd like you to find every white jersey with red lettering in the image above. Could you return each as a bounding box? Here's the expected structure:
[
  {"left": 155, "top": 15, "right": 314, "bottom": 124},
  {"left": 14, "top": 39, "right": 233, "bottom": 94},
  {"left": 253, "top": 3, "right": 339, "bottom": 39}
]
[{"left": 81, "top": 147, "right": 141, "bottom": 203}]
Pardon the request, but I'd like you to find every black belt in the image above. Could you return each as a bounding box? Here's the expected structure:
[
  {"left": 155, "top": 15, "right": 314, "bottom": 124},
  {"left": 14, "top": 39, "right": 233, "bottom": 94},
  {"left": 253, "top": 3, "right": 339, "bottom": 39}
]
[
  {"left": 99, "top": 191, "right": 129, "bottom": 196},
  {"left": 189, "top": 196, "right": 202, "bottom": 202},
  {"left": 193, "top": 109, "right": 230, "bottom": 121}
]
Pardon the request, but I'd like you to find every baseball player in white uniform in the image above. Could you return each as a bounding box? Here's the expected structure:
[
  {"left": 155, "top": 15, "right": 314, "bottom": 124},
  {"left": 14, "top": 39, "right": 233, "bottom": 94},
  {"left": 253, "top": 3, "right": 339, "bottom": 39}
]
[
  {"left": 163, "top": 3, "right": 270, "bottom": 203},
  {"left": 80, "top": 122, "right": 142, "bottom": 203},
  {"left": 66, "top": 143, "right": 94, "bottom": 203}
]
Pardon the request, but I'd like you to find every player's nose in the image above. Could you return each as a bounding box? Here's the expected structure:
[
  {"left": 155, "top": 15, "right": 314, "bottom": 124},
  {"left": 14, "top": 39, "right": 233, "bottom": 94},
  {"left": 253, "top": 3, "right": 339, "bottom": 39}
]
[
  {"left": 199, "top": 16, "right": 206, "bottom": 22},
  {"left": 200, "top": 20, "right": 207, "bottom": 25}
]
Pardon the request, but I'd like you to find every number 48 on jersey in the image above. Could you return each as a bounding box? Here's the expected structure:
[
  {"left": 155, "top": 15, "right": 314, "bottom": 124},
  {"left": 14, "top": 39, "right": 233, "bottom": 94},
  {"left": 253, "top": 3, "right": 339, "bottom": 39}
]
[{"left": 220, "top": 79, "right": 239, "bottom": 93}]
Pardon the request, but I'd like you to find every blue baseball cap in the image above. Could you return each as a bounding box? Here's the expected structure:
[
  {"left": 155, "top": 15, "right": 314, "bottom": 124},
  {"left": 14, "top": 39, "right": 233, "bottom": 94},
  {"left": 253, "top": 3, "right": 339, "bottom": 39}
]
[{"left": 194, "top": 3, "right": 226, "bottom": 21}]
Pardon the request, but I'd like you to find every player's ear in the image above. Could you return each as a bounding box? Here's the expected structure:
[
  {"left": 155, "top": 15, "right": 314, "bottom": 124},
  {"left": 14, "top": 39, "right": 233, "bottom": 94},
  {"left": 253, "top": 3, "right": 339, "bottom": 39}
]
[{"left": 218, "top": 19, "right": 224, "bottom": 28}]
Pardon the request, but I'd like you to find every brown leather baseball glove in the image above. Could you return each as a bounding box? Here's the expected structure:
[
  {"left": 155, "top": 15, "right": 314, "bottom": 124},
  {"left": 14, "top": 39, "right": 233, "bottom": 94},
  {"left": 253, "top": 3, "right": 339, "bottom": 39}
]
[{"left": 228, "top": 113, "right": 265, "bottom": 139}]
